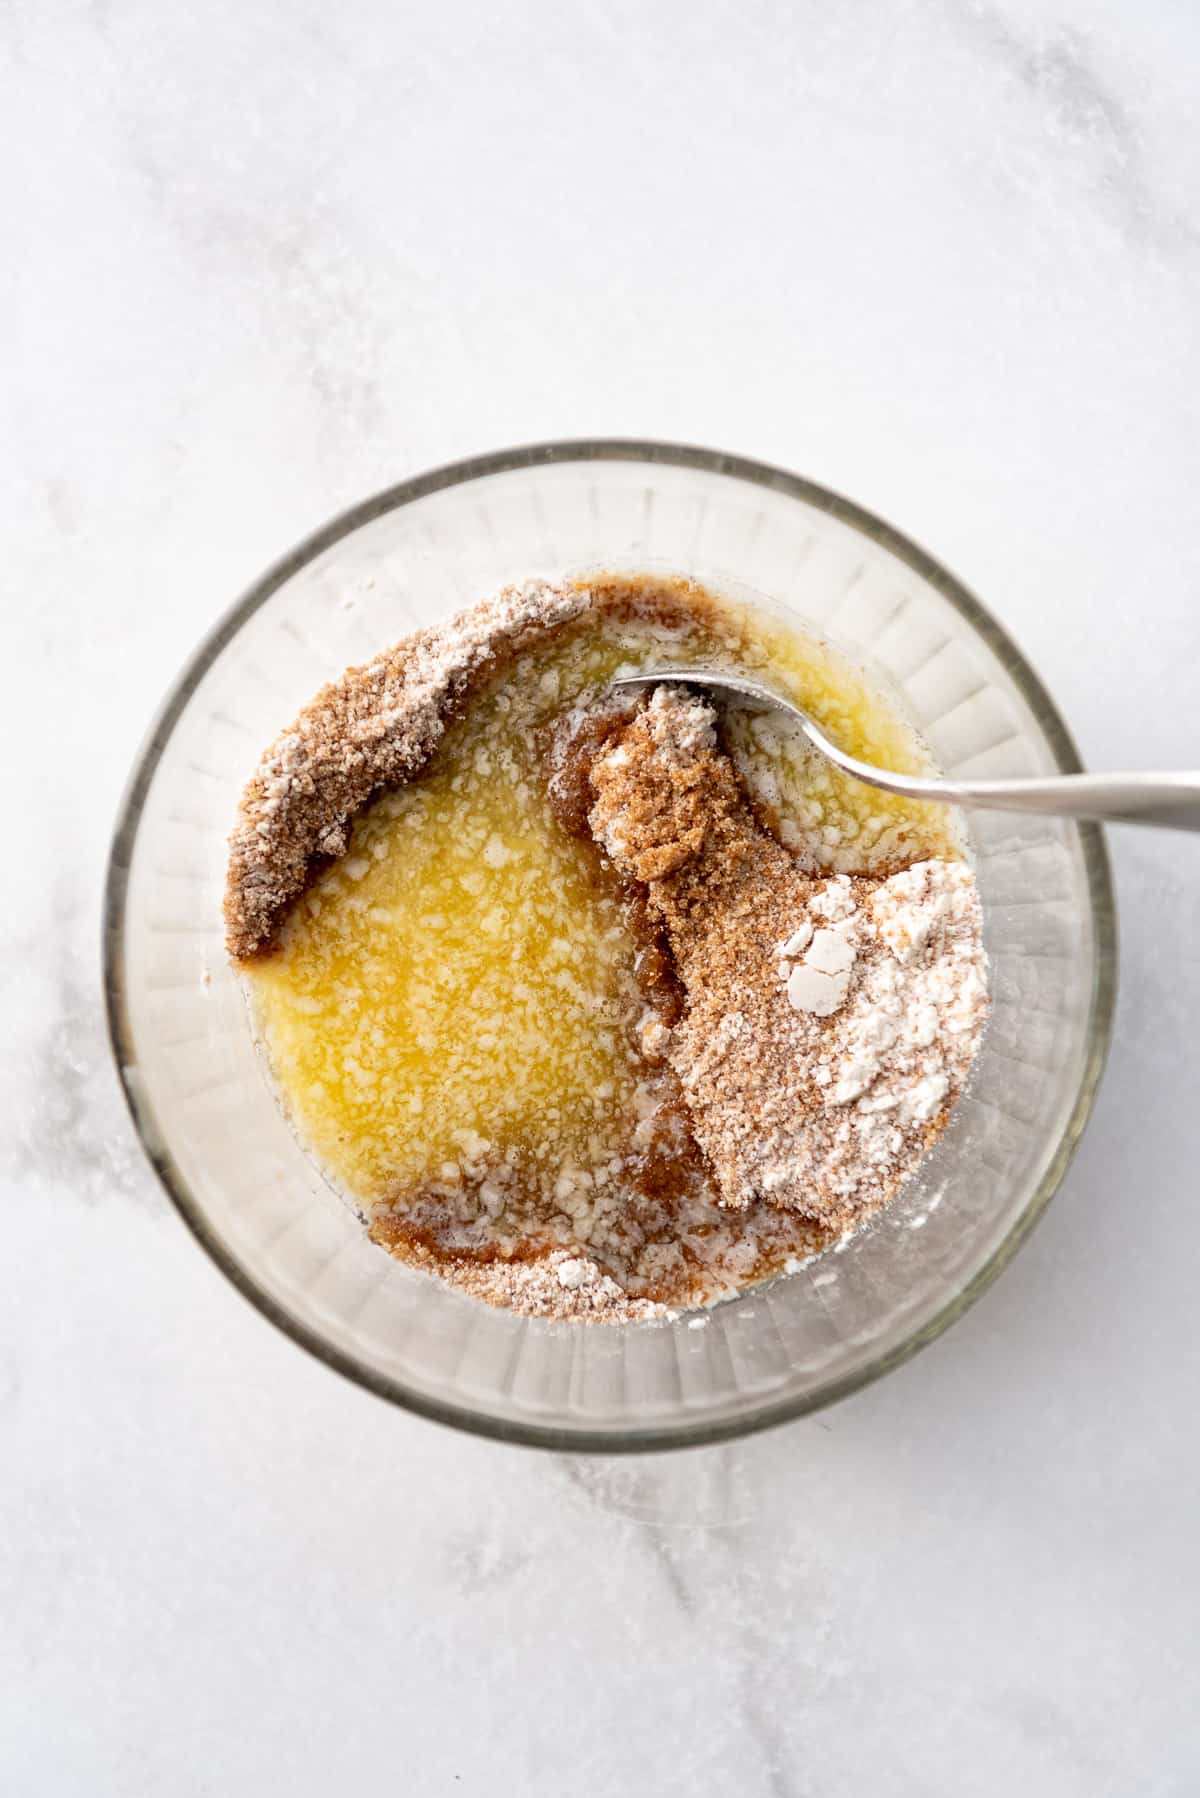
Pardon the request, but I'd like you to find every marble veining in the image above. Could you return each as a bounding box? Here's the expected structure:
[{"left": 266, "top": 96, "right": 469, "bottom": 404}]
[{"left": 955, "top": 4, "right": 1199, "bottom": 252}]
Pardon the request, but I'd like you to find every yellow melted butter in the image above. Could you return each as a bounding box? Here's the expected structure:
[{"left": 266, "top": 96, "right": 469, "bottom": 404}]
[{"left": 245, "top": 584, "right": 958, "bottom": 1209}]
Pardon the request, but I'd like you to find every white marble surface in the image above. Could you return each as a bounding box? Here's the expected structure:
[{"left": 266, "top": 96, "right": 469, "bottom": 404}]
[{"left": 5, "top": 1, "right": 1200, "bottom": 1791}]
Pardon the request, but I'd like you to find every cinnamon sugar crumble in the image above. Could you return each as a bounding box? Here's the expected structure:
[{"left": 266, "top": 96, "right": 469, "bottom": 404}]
[
  {"left": 224, "top": 580, "right": 590, "bottom": 960},
  {"left": 231, "top": 576, "right": 988, "bottom": 1322}
]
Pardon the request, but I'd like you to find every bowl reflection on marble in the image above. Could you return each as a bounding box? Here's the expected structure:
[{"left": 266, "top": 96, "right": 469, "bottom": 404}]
[{"left": 103, "top": 441, "right": 1115, "bottom": 1450}]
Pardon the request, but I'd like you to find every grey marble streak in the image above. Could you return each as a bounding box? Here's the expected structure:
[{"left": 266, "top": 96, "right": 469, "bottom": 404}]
[
  {"left": 4, "top": 0, "right": 1200, "bottom": 1793},
  {"left": 953, "top": 2, "right": 1199, "bottom": 251}
]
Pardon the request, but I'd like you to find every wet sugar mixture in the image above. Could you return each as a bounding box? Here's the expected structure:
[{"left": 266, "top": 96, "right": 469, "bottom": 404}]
[{"left": 228, "top": 575, "right": 987, "bottom": 1320}]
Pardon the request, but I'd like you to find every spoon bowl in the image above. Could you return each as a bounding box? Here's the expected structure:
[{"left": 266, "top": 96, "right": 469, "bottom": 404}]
[{"left": 612, "top": 667, "right": 1200, "bottom": 832}]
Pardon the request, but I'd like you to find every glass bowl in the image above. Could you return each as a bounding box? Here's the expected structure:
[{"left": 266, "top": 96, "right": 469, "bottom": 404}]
[{"left": 103, "top": 441, "right": 1116, "bottom": 1450}]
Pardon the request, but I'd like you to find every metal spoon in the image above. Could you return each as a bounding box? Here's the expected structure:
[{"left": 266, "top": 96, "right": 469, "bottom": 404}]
[{"left": 610, "top": 668, "right": 1200, "bottom": 832}]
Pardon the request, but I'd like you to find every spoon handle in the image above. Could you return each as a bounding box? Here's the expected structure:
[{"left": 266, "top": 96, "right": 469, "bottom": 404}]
[
  {"left": 796, "top": 715, "right": 1200, "bottom": 832},
  {"left": 820, "top": 761, "right": 1200, "bottom": 833}
]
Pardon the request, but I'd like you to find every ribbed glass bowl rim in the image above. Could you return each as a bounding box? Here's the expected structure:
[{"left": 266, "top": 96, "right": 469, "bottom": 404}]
[{"left": 103, "top": 439, "right": 1117, "bottom": 1452}]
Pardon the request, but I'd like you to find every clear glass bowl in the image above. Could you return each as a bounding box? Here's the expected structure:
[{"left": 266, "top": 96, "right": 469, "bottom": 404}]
[{"left": 103, "top": 442, "right": 1116, "bottom": 1450}]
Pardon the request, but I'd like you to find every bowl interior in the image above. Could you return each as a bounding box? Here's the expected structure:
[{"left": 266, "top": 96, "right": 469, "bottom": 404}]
[{"left": 105, "top": 445, "right": 1114, "bottom": 1449}]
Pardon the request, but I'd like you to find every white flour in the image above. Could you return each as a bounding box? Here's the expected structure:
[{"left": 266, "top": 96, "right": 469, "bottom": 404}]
[{"left": 777, "top": 862, "right": 989, "bottom": 1194}]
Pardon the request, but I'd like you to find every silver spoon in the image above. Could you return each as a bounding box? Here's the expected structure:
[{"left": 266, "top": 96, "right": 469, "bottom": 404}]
[{"left": 611, "top": 668, "right": 1200, "bottom": 832}]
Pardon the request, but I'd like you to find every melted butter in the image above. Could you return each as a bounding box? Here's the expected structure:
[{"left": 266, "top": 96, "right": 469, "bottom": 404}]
[
  {"left": 244, "top": 581, "right": 959, "bottom": 1213},
  {"left": 721, "top": 610, "right": 957, "bottom": 869}
]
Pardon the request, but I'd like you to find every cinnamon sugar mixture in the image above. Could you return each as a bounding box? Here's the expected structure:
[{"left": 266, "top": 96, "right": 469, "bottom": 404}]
[
  {"left": 230, "top": 577, "right": 986, "bottom": 1322},
  {"left": 584, "top": 688, "right": 987, "bottom": 1226}
]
